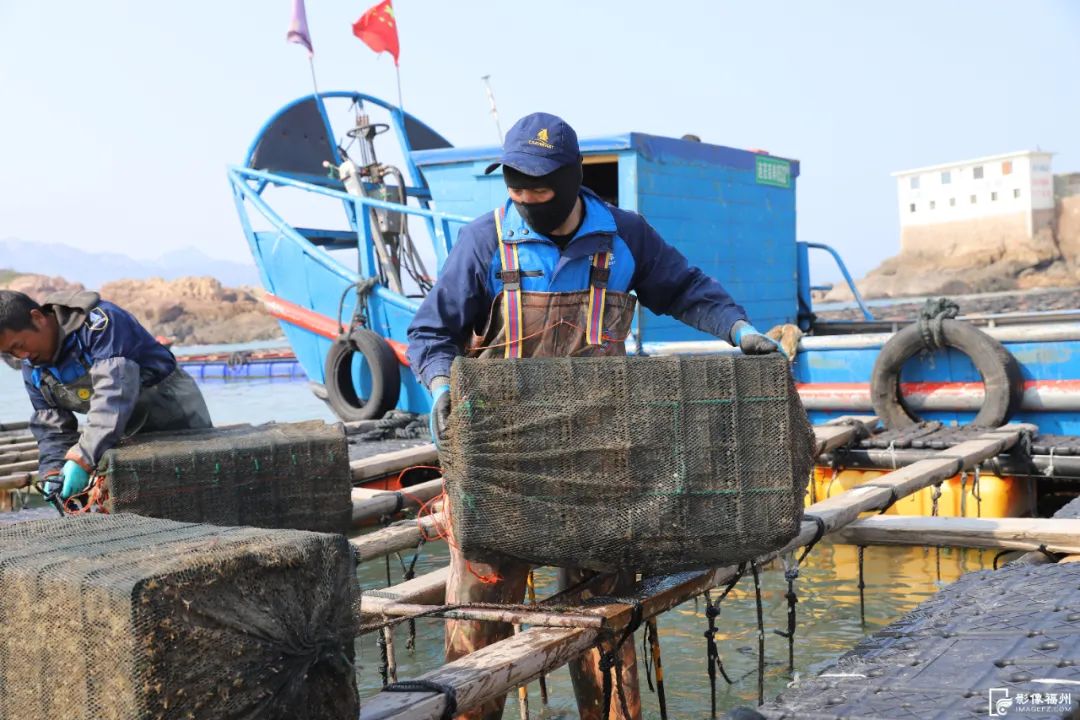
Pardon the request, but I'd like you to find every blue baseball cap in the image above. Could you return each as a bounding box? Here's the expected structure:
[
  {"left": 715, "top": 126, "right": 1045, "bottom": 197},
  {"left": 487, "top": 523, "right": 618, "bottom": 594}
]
[{"left": 484, "top": 112, "right": 580, "bottom": 176}]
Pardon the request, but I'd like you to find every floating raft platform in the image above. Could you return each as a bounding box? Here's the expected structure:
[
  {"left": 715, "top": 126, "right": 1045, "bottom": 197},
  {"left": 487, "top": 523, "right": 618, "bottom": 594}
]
[
  {"left": 175, "top": 348, "right": 304, "bottom": 381},
  {"left": 759, "top": 498, "right": 1080, "bottom": 719},
  {"left": 357, "top": 419, "right": 1049, "bottom": 719}
]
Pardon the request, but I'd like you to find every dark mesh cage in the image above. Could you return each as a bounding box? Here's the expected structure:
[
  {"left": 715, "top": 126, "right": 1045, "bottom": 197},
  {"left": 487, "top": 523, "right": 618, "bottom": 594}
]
[
  {"left": 443, "top": 354, "right": 815, "bottom": 574},
  {"left": 97, "top": 421, "right": 353, "bottom": 534},
  {"left": 0, "top": 514, "right": 357, "bottom": 720}
]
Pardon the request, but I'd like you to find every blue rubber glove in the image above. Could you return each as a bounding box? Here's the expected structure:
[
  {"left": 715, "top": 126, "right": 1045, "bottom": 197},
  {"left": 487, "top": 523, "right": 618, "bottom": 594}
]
[
  {"left": 428, "top": 377, "right": 451, "bottom": 450},
  {"left": 731, "top": 321, "right": 788, "bottom": 359},
  {"left": 60, "top": 460, "right": 90, "bottom": 500}
]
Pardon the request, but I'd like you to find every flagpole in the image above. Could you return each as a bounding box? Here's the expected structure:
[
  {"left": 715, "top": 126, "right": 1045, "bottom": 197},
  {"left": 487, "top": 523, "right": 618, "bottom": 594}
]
[
  {"left": 308, "top": 56, "right": 321, "bottom": 99},
  {"left": 481, "top": 75, "right": 503, "bottom": 143},
  {"left": 394, "top": 64, "right": 405, "bottom": 112}
]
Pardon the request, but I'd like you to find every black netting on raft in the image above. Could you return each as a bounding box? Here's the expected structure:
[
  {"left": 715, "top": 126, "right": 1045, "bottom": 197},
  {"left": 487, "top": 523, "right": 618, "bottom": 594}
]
[
  {"left": 0, "top": 514, "right": 358, "bottom": 720},
  {"left": 98, "top": 421, "right": 353, "bottom": 534},
  {"left": 443, "top": 354, "right": 815, "bottom": 574}
]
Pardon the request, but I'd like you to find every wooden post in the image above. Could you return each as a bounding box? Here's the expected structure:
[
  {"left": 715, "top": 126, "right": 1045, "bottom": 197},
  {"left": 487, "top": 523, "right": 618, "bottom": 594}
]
[{"left": 514, "top": 624, "right": 529, "bottom": 720}]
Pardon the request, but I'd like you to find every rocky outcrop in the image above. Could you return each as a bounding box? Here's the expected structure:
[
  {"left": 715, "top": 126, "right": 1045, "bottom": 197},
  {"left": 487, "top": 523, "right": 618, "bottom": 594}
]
[
  {"left": 5, "top": 273, "right": 86, "bottom": 299},
  {"left": 99, "top": 277, "right": 281, "bottom": 345},
  {"left": 824, "top": 193, "right": 1080, "bottom": 302},
  {"left": 0, "top": 273, "right": 282, "bottom": 345}
]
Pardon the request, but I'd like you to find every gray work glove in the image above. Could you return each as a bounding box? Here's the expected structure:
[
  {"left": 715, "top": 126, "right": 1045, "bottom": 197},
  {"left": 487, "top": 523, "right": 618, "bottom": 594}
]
[
  {"left": 730, "top": 320, "right": 787, "bottom": 358},
  {"left": 428, "top": 376, "right": 451, "bottom": 449}
]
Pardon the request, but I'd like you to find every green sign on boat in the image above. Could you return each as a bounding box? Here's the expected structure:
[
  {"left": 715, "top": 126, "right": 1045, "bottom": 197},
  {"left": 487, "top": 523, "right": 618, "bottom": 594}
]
[{"left": 755, "top": 156, "right": 791, "bottom": 188}]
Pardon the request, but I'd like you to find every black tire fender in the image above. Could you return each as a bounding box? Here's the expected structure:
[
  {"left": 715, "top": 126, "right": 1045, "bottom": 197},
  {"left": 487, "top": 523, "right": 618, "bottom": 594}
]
[
  {"left": 870, "top": 319, "right": 1023, "bottom": 430},
  {"left": 324, "top": 328, "right": 401, "bottom": 421}
]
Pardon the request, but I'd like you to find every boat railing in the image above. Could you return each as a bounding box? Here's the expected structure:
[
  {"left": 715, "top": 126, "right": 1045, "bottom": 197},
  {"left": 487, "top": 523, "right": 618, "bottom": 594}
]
[
  {"left": 797, "top": 241, "right": 874, "bottom": 321},
  {"left": 227, "top": 165, "right": 474, "bottom": 288}
]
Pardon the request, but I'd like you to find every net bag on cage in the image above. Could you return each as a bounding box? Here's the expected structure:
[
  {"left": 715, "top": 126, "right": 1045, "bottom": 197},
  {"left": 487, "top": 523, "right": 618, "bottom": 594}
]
[
  {"left": 443, "top": 354, "right": 815, "bottom": 574},
  {"left": 0, "top": 513, "right": 357, "bottom": 720},
  {"left": 96, "top": 420, "right": 353, "bottom": 534}
]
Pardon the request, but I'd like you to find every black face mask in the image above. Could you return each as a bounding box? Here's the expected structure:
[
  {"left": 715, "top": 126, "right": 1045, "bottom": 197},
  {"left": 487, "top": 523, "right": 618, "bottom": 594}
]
[{"left": 503, "top": 162, "right": 583, "bottom": 235}]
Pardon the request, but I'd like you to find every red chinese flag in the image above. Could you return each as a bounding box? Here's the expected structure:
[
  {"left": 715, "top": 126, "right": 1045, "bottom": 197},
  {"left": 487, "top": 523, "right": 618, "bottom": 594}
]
[{"left": 352, "top": 0, "right": 400, "bottom": 65}]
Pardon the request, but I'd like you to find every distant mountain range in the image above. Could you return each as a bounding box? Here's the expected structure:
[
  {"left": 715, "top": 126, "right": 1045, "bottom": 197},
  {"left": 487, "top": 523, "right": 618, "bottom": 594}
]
[{"left": 0, "top": 238, "right": 260, "bottom": 289}]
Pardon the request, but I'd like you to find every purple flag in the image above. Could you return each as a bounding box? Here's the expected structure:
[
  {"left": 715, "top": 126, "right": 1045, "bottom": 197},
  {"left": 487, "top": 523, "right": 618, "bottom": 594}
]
[{"left": 286, "top": 0, "right": 314, "bottom": 56}]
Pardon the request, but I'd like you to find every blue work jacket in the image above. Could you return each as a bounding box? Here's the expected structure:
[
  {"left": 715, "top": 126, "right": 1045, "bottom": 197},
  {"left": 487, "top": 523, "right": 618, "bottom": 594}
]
[{"left": 407, "top": 189, "right": 749, "bottom": 387}]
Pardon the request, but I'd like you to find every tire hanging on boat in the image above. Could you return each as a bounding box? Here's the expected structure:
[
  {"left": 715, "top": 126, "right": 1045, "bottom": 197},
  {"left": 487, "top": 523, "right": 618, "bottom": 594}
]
[
  {"left": 870, "top": 318, "right": 1023, "bottom": 429},
  {"left": 324, "top": 328, "right": 400, "bottom": 421}
]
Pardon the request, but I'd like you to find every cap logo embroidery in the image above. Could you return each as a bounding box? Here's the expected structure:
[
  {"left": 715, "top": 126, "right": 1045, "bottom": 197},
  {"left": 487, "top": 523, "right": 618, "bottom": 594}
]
[{"left": 528, "top": 128, "right": 555, "bottom": 150}]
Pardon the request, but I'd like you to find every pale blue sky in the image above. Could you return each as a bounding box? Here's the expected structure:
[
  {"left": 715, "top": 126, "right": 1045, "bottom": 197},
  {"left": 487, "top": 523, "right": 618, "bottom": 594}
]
[{"left": 1, "top": 1, "right": 1078, "bottom": 281}]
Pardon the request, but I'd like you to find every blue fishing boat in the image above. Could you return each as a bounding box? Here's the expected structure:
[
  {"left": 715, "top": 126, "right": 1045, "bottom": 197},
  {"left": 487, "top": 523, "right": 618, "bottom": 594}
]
[{"left": 227, "top": 92, "right": 1080, "bottom": 461}]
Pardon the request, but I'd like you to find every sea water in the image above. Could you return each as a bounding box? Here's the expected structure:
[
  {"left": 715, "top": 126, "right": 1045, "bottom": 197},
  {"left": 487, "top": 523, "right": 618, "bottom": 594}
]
[{"left": 0, "top": 345, "right": 1000, "bottom": 718}]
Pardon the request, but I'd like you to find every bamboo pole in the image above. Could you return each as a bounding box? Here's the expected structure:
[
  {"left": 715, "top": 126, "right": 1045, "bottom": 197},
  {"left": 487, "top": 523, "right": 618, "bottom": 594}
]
[
  {"left": 0, "top": 460, "right": 37, "bottom": 475},
  {"left": 0, "top": 472, "right": 34, "bottom": 491},
  {"left": 357, "top": 423, "right": 1029, "bottom": 720},
  {"left": 0, "top": 450, "right": 37, "bottom": 464},
  {"left": 0, "top": 441, "right": 37, "bottom": 453},
  {"left": 351, "top": 478, "right": 443, "bottom": 527},
  {"left": 350, "top": 444, "right": 438, "bottom": 483},
  {"left": 351, "top": 512, "right": 444, "bottom": 562},
  {"left": 360, "top": 602, "right": 605, "bottom": 630},
  {"left": 0, "top": 421, "right": 29, "bottom": 432},
  {"left": 0, "top": 434, "right": 34, "bottom": 446},
  {"left": 363, "top": 567, "right": 451, "bottom": 608},
  {"left": 832, "top": 515, "right": 1080, "bottom": 556}
]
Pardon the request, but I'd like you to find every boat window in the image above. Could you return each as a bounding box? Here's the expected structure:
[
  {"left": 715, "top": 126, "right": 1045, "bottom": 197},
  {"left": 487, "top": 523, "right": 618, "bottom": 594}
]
[{"left": 583, "top": 156, "right": 619, "bottom": 207}]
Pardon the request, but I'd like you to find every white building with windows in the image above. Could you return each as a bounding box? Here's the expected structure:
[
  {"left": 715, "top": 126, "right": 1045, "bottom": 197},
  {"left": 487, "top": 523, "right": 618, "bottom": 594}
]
[{"left": 893, "top": 151, "right": 1055, "bottom": 257}]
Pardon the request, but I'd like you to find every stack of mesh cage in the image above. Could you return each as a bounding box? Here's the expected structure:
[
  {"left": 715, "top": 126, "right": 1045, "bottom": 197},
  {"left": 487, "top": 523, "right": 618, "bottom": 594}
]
[
  {"left": 97, "top": 421, "right": 353, "bottom": 534},
  {"left": 0, "top": 514, "right": 358, "bottom": 720}
]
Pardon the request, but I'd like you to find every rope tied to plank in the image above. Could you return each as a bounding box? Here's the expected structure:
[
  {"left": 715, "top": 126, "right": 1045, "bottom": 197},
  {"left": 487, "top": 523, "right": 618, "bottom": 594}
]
[
  {"left": 750, "top": 560, "right": 766, "bottom": 707},
  {"left": 596, "top": 601, "right": 644, "bottom": 720},
  {"left": 383, "top": 679, "right": 458, "bottom": 720},
  {"left": 704, "top": 563, "right": 746, "bottom": 719},
  {"left": 774, "top": 515, "right": 827, "bottom": 674},
  {"left": 993, "top": 543, "right": 1060, "bottom": 570},
  {"left": 917, "top": 298, "right": 960, "bottom": 351},
  {"left": 931, "top": 481, "right": 943, "bottom": 582},
  {"left": 396, "top": 537, "right": 426, "bottom": 652},
  {"left": 857, "top": 545, "right": 867, "bottom": 627},
  {"left": 641, "top": 618, "right": 668, "bottom": 720}
]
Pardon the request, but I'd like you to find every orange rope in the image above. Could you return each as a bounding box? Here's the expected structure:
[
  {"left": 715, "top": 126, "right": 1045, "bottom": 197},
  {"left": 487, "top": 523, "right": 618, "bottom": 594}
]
[
  {"left": 64, "top": 474, "right": 109, "bottom": 514},
  {"left": 415, "top": 486, "right": 502, "bottom": 584}
]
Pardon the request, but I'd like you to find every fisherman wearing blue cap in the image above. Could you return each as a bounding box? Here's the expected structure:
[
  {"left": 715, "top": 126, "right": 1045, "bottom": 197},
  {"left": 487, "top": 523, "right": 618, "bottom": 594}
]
[{"left": 407, "top": 112, "right": 782, "bottom": 719}]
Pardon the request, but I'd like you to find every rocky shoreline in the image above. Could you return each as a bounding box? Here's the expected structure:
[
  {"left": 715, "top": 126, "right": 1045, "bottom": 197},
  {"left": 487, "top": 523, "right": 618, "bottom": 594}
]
[
  {"left": 0, "top": 272, "right": 282, "bottom": 345},
  {"left": 815, "top": 285, "right": 1080, "bottom": 323}
]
